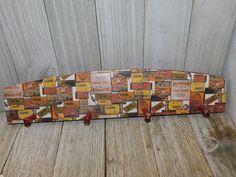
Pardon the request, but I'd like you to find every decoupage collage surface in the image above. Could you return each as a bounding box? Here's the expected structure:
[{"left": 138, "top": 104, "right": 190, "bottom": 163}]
[{"left": 3, "top": 69, "right": 226, "bottom": 124}]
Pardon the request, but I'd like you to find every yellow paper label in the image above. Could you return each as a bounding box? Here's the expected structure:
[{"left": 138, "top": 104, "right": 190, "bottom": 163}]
[
  {"left": 135, "top": 90, "right": 151, "bottom": 99},
  {"left": 176, "top": 109, "right": 189, "bottom": 114},
  {"left": 45, "top": 76, "right": 56, "bottom": 81},
  {"left": 97, "top": 100, "right": 112, "bottom": 105},
  {"left": 58, "top": 113, "right": 64, "bottom": 119},
  {"left": 191, "top": 82, "right": 205, "bottom": 92},
  {"left": 76, "top": 82, "right": 91, "bottom": 92},
  {"left": 105, "top": 104, "right": 120, "bottom": 114},
  {"left": 63, "top": 117, "right": 74, "bottom": 121},
  {"left": 119, "top": 91, "right": 135, "bottom": 100},
  {"left": 18, "top": 110, "right": 33, "bottom": 119},
  {"left": 10, "top": 105, "right": 24, "bottom": 111},
  {"left": 222, "top": 93, "right": 226, "bottom": 103},
  {"left": 168, "top": 101, "right": 183, "bottom": 110},
  {"left": 43, "top": 76, "right": 57, "bottom": 87},
  {"left": 131, "top": 73, "right": 143, "bottom": 83}
]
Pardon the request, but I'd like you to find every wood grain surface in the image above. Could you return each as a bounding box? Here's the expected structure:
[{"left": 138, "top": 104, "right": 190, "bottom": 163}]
[
  {"left": 0, "top": 112, "right": 20, "bottom": 172},
  {"left": 223, "top": 19, "right": 236, "bottom": 125},
  {"left": 52, "top": 120, "right": 105, "bottom": 177},
  {"left": 0, "top": 1, "right": 235, "bottom": 176},
  {"left": 0, "top": 0, "right": 235, "bottom": 111},
  {"left": 0, "top": 113, "right": 235, "bottom": 176},
  {"left": 184, "top": 0, "right": 236, "bottom": 75},
  {"left": 149, "top": 116, "right": 213, "bottom": 177},
  {"left": 2, "top": 122, "right": 62, "bottom": 177},
  {"left": 189, "top": 114, "right": 236, "bottom": 177},
  {"left": 144, "top": 0, "right": 193, "bottom": 70},
  {"left": 0, "top": 0, "right": 59, "bottom": 82},
  {"left": 95, "top": 0, "right": 144, "bottom": 69},
  {"left": 0, "top": 27, "right": 19, "bottom": 110},
  {"left": 106, "top": 118, "right": 160, "bottom": 177},
  {"left": 45, "top": 0, "right": 101, "bottom": 74}
]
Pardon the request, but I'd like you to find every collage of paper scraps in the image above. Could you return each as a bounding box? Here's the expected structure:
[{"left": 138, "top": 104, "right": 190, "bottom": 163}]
[{"left": 3, "top": 69, "right": 226, "bottom": 124}]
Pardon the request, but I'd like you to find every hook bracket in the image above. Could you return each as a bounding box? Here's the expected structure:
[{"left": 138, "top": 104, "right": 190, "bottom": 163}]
[
  {"left": 84, "top": 112, "right": 92, "bottom": 125},
  {"left": 198, "top": 105, "right": 211, "bottom": 118},
  {"left": 23, "top": 114, "right": 37, "bottom": 127},
  {"left": 141, "top": 108, "right": 151, "bottom": 123}
]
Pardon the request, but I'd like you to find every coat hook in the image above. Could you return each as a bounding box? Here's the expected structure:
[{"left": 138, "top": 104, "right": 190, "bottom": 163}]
[
  {"left": 84, "top": 112, "right": 92, "bottom": 125},
  {"left": 141, "top": 107, "right": 151, "bottom": 123},
  {"left": 23, "top": 114, "right": 37, "bottom": 127},
  {"left": 198, "top": 105, "right": 211, "bottom": 118}
]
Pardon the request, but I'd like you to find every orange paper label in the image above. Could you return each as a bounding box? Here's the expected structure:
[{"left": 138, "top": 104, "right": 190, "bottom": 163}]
[
  {"left": 76, "top": 72, "right": 91, "bottom": 82},
  {"left": 148, "top": 72, "right": 165, "bottom": 82},
  {"left": 64, "top": 100, "right": 80, "bottom": 108},
  {"left": 119, "top": 91, "right": 135, "bottom": 100},
  {"left": 138, "top": 100, "right": 151, "bottom": 114},
  {"left": 31, "top": 96, "right": 48, "bottom": 105}
]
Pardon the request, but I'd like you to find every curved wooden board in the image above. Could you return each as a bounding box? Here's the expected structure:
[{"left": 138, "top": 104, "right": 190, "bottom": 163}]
[{"left": 3, "top": 69, "right": 226, "bottom": 124}]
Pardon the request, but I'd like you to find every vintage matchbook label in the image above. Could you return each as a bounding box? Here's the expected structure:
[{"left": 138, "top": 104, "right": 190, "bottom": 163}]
[
  {"left": 171, "top": 80, "right": 190, "bottom": 100},
  {"left": 18, "top": 110, "right": 34, "bottom": 119},
  {"left": 91, "top": 72, "right": 111, "bottom": 93},
  {"left": 151, "top": 102, "right": 165, "bottom": 113},
  {"left": 4, "top": 84, "right": 23, "bottom": 99},
  {"left": 105, "top": 105, "right": 120, "bottom": 114},
  {"left": 123, "top": 101, "right": 137, "bottom": 113}
]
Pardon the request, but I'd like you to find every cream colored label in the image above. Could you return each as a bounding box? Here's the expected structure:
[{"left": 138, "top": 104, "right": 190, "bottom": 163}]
[
  {"left": 76, "top": 82, "right": 91, "bottom": 92},
  {"left": 171, "top": 81, "right": 190, "bottom": 100},
  {"left": 105, "top": 105, "right": 120, "bottom": 114},
  {"left": 123, "top": 102, "right": 137, "bottom": 113},
  {"left": 191, "top": 82, "right": 205, "bottom": 92},
  {"left": 18, "top": 110, "right": 33, "bottom": 119}
]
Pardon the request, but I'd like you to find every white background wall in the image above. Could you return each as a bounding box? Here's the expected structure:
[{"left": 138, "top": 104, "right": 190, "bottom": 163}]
[
  {"left": 0, "top": 0, "right": 236, "bottom": 114},
  {"left": 223, "top": 19, "right": 236, "bottom": 125}
]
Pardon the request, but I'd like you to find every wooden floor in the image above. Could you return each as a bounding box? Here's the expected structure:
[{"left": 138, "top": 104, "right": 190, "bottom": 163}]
[{"left": 0, "top": 112, "right": 236, "bottom": 177}]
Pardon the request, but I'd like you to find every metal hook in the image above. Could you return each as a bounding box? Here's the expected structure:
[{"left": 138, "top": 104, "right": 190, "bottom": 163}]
[
  {"left": 198, "top": 105, "right": 211, "bottom": 118},
  {"left": 141, "top": 107, "right": 151, "bottom": 123},
  {"left": 23, "top": 114, "right": 37, "bottom": 127},
  {"left": 84, "top": 111, "right": 92, "bottom": 125}
]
